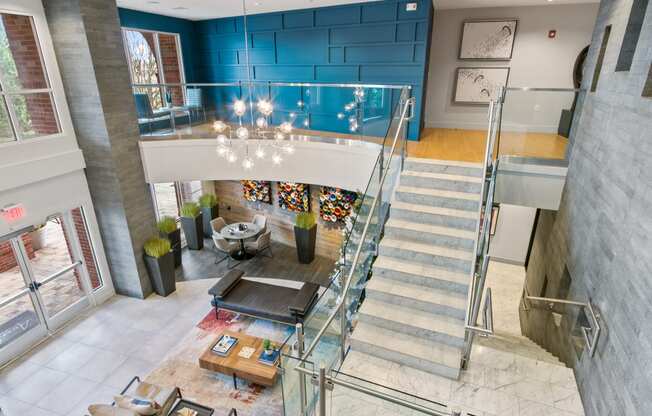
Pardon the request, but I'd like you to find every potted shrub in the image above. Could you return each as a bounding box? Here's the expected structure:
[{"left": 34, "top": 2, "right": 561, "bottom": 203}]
[
  {"left": 180, "top": 202, "right": 203, "bottom": 250},
  {"left": 199, "top": 193, "right": 219, "bottom": 238},
  {"left": 294, "top": 212, "right": 317, "bottom": 264},
  {"left": 157, "top": 216, "right": 181, "bottom": 267},
  {"left": 143, "top": 237, "right": 176, "bottom": 296},
  {"left": 262, "top": 339, "right": 273, "bottom": 355}
]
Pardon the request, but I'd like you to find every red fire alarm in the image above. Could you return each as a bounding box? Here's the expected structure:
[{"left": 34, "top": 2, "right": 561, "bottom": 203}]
[{"left": 548, "top": 30, "right": 557, "bottom": 39}]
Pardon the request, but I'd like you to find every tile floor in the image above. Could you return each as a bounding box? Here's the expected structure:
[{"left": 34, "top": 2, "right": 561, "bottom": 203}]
[{"left": 0, "top": 278, "right": 215, "bottom": 416}]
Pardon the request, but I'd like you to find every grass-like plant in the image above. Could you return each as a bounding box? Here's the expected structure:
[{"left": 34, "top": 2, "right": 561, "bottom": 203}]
[
  {"left": 180, "top": 202, "right": 200, "bottom": 218},
  {"left": 198, "top": 193, "right": 218, "bottom": 208},
  {"left": 144, "top": 237, "right": 171, "bottom": 258},
  {"left": 295, "top": 212, "right": 316, "bottom": 229},
  {"left": 156, "top": 216, "right": 177, "bottom": 234}
]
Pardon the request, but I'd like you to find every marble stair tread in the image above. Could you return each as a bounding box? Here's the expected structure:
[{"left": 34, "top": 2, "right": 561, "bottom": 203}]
[
  {"left": 396, "top": 186, "right": 481, "bottom": 202},
  {"left": 401, "top": 170, "right": 483, "bottom": 184},
  {"left": 380, "top": 238, "right": 475, "bottom": 260},
  {"left": 391, "top": 201, "right": 477, "bottom": 219},
  {"left": 373, "top": 256, "right": 470, "bottom": 288},
  {"left": 359, "top": 298, "right": 465, "bottom": 340},
  {"left": 405, "top": 157, "right": 483, "bottom": 170},
  {"left": 385, "top": 218, "right": 476, "bottom": 241},
  {"left": 366, "top": 276, "right": 467, "bottom": 311},
  {"left": 351, "top": 322, "right": 462, "bottom": 370}
]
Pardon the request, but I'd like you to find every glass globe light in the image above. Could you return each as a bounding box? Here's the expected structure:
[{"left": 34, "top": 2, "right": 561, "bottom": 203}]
[
  {"left": 337, "top": 113, "right": 345, "bottom": 120},
  {"left": 227, "top": 152, "right": 238, "bottom": 163},
  {"left": 233, "top": 99, "right": 247, "bottom": 117},
  {"left": 349, "top": 122, "right": 359, "bottom": 133},
  {"left": 257, "top": 99, "right": 273, "bottom": 116},
  {"left": 217, "top": 145, "right": 228, "bottom": 156},
  {"left": 297, "top": 100, "right": 304, "bottom": 108},
  {"left": 279, "top": 122, "right": 293, "bottom": 134},
  {"left": 289, "top": 112, "right": 296, "bottom": 119},
  {"left": 256, "top": 117, "right": 267, "bottom": 128},
  {"left": 242, "top": 157, "right": 254, "bottom": 170},
  {"left": 272, "top": 152, "right": 282, "bottom": 165},
  {"left": 284, "top": 145, "right": 295, "bottom": 154},
  {"left": 303, "top": 119, "right": 309, "bottom": 127},
  {"left": 274, "top": 132, "right": 285, "bottom": 140},
  {"left": 354, "top": 88, "right": 365, "bottom": 100},
  {"left": 213, "top": 120, "right": 227, "bottom": 132},
  {"left": 255, "top": 146, "right": 266, "bottom": 159},
  {"left": 217, "top": 134, "right": 228, "bottom": 144},
  {"left": 236, "top": 126, "right": 249, "bottom": 139}
]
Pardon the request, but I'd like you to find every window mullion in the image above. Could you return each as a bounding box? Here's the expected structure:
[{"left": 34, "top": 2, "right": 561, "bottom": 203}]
[{"left": 153, "top": 32, "right": 167, "bottom": 106}]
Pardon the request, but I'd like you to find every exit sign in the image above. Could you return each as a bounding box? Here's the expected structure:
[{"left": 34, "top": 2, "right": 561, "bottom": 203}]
[{"left": 1, "top": 204, "right": 26, "bottom": 222}]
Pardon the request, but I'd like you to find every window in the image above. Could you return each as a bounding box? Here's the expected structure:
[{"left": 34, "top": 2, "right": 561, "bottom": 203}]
[
  {"left": 616, "top": 0, "right": 649, "bottom": 72},
  {"left": 0, "top": 13, "right": 60, "bottom": 144},
  {"left": 151, "top": 181, "right": 202, "bottom": 220},
  {"left": 590, "top": 25, "right": 612, "bottom": 92},
  {"left": 122, "top": 28, "right": 185, "bottom": 111}
]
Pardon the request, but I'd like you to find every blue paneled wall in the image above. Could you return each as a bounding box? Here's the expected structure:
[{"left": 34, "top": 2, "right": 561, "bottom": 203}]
[{"left": 118, "top": 1, "right": 433, "bottom": 139}]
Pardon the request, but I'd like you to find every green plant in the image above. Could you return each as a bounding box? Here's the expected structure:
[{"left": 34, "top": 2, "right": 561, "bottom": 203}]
[
  {"left": 144, "top": 237, "right": 171, "bottom": 258},
  {"left": 180, "top": 202, "right": 200, "bottom": 218},
  {"left": 198, "top": 193, "right": 218, "bottom": 208},
  {"left": 262, "top": 339, "right": 271, "bottom": 351},
  {"left": 295, "top": 212, "right": 316, "bottom": 229},
  {"left": 157, "top": 216, "right": 177, "bottom": 234}
]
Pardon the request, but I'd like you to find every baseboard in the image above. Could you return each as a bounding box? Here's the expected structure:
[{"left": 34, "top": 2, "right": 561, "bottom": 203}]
[{"left": 425, "top": 121, "right": 560, "bottom": 134}]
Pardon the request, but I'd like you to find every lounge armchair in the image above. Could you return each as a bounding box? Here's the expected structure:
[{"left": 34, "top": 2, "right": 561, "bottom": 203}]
[
  {"left": 208, "top": 269, "right": 319, "bottom": 324},
  {"left": 244, "top": 230, "right": 272, "bottom": 258},
  {"left": 213, "top": 233, "right": 240, "bottom": 269},
  {"left": 87, "top": 376, "right": 178, "bottom": 416},
  {"left": 210, "top": 217, "right": 227, "bottom": 234},
  {"left": 134, "top": 93, "right": 172, "bottom": 135}
]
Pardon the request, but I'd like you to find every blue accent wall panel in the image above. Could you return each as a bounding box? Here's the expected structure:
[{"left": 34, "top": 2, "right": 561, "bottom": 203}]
[{"left": 119, "top": 0, "right": 433, "bottom": 140}]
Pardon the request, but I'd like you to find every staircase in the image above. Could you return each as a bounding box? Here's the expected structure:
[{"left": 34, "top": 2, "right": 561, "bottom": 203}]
[{"left": 350, "top": 157, "right": 484, "bottom": 380}]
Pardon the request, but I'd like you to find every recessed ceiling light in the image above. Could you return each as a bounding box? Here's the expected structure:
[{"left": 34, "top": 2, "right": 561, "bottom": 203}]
[
  {"left": 147, "top": 1, "right": 159, "bottom": 3},
  {"left": 172, "top": 6, "right": 188, "bottom": 10}
]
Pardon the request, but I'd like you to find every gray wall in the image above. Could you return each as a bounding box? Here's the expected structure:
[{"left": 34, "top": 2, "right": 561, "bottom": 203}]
[
  {"left": 425, "top": 4, "right": 598, "bottom": 131},
  {"left": 520, "top": 1, "right": 652, "bottom": 414},
  {"left": 489, "top": 204, "right": 536, "bottom": 265},
  {"left": 43, "top": 0, "right": 158, "bottom": 298}
]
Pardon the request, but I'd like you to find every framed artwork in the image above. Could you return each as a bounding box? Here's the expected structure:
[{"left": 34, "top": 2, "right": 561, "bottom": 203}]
[
  {"left": 241, "top": 180, "right": 271, "bottom": 204},
  {"left": 319, "top": 187, "right": 358, "bottom": 223},
  {"left": 278, "top": 182, "right": 310, "bottom": 212},
  {"left": 454, "top": 67, "right": 510, "bottom": 105},
  {"left": 459, "top": 19, "right": 518, "bottom": 60}
]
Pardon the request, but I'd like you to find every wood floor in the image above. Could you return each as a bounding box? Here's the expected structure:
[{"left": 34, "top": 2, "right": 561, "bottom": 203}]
[{"left": 408, "top": 128, "right": 568, "bottom": 162}]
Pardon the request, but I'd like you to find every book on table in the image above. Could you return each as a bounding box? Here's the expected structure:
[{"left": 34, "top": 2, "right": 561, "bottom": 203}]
[
  {"left": 258, "top": 349, "right": 280, "bottom": 366},
  {"left": 212, "top": 334, "right": 238, "bottom": 356}
]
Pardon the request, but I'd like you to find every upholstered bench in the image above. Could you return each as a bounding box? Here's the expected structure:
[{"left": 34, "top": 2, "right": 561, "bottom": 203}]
[{"left": 208, "top": 269, "right": 319, "bottom": 324}]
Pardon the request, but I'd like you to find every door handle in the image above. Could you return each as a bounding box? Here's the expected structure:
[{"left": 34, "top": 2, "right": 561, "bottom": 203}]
[{"left": 28, "top": 281, "right": 43, "bottom": 292}]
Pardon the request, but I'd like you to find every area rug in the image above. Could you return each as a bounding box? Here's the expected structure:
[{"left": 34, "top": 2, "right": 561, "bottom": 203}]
[{"left": 145, "top": 308, "right": 294, "bottom": 416}]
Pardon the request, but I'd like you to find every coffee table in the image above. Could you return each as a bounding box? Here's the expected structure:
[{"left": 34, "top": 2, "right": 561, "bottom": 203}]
[{"left": 198, "top": 330, "right": 279, "bottom": 389}]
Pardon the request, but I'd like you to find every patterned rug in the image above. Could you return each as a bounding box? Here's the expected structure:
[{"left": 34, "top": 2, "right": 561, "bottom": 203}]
[{"left": 145, "top": 309, "right": 294, "bottom": 416}]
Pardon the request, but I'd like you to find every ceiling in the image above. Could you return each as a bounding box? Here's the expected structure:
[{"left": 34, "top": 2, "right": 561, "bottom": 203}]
[
  {"left": 435, "top": 0, "right": 598, "bottom": 9},
  {"left": 115, "top": 0, "right": 600, "bottom": 20}
]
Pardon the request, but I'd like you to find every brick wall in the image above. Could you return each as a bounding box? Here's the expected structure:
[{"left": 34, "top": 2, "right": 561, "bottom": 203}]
[
  {"left": 71, "top": 208, "right": 101, "bottom": 289},
  {"left": 158, "top": 33, "right": 183, "bottom": 106},
  {"left": 1, "top": 14, "right": 58, "bottom": 135},
  {"left": 0, "top": 235, "right": 35, "bottom": 273}
]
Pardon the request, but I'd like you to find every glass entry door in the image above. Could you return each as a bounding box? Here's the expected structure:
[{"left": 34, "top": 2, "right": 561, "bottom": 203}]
[{"left": 0, "top": 213, "right": 92, "bottom": 364}]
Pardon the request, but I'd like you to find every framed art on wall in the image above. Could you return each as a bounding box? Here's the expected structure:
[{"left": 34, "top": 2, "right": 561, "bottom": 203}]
[
  {"left": 453, "top": 67, "right": 510, "bottom": 105},
  {"left": 459, "top": 19, "right": 518, "bottom": 60}
]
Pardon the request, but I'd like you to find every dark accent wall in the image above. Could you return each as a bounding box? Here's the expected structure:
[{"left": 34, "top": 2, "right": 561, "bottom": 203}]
[
  {"left": 520, "top": 1, "right": 652, "bottom": 414},
  {"left": 118, "top": 1, "right": 433, "bottom": 139}
]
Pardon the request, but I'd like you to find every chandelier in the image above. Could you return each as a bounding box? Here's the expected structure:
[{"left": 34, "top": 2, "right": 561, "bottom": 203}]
[
  {"left": 336, "top": 87, "right": 365, "bottom": 133},
  {"left": 213, "top": 98, "right": 295, "bottom": 170}
]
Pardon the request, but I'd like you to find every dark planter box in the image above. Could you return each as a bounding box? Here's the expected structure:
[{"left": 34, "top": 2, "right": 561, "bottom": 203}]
[
  {"left": 160, "top": 228, "right": 182, "bottom": 267},
  {"left": 181, "top": 213, "right": 204, "bottom": 250},
  {"left": 201, "top": 205, "right": 219, "bottom": 238},
  {"left": 144, "top": 251, "right": 176, "bottom": 296},
  {"left": 294, "top": 224, "right": 317, "bottom": 264}
]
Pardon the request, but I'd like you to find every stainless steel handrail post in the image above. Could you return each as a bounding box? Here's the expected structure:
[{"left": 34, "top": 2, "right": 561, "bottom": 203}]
[
  {"left": 296, "top": 323, "right": 307, "bottom": 415},
  {"left": 339, "top": 301, "right": 346, "bottom": 363},
  {"left": 318, "top": 364, "right": 327, "bottom": 416}
]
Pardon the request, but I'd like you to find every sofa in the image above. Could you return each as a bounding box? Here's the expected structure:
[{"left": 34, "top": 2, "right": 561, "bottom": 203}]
[{"left": 208, "top": 269, "right": 319, "bottom": 324}]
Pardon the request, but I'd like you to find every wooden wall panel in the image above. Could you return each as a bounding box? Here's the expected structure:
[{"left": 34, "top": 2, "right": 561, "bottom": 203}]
[{"left": 213, "top": 180, "right": 344, "bottom": 260}]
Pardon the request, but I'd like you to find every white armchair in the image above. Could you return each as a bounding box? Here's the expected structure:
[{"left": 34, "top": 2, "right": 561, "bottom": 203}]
[
  {"left": 244, "top": 230, "right": 273, "bottom": 258},
  {"left": 211, "top": 217, "right": 227, "bottom": 234},
  {"left": 252, "top": 214, "right": 267, "bottom": 233},
  {"left": 213, "top": 233, "right": 240, "bottom": 269}
]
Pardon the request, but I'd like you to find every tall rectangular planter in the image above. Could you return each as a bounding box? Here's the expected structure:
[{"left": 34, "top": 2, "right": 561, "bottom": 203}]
[
  {"left": 181, "top": 213, "right": 204, "bottom": 250},
  {"left": 294, "top": 225, "right": 317, "bottom": 264},
  {"left": 144, "top": 251, "right": 176, "bottom": 296},
  {"left": 201, "top": 206, "right": 219, "bottom": 237},
  {"left": 161, "top": 228, "right": 182, "bottom": 267}
]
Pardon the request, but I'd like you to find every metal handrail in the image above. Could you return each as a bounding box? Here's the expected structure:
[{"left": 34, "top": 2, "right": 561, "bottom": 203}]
[
  {"left": 298, "top": 95, "right": 414, "bottom": 362},
  {"left": 131, "top": 81, "right": 410, "bottom": 89}
]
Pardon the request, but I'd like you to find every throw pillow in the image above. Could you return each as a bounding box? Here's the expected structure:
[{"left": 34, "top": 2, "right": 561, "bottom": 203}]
[{"left": 114, "top": 395, "right": 162, "bottom": 416}]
